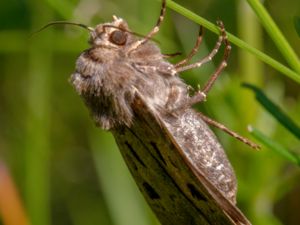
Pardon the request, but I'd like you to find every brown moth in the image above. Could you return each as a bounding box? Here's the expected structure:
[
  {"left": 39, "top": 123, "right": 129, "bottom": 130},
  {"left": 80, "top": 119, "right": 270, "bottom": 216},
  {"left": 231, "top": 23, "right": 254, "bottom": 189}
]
[{"left": 66, "top": 0, "right": 258, "bottom": 224}]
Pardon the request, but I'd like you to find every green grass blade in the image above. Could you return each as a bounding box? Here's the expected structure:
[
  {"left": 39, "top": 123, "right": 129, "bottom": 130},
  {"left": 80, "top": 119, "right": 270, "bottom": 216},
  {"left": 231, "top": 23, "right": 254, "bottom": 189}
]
[
  {"left": 243, "top": 83, "right": 300, "bottom": 140},
  {"left": 249, "top": 126, "right": 300, "bottom": 166},
  {"left": 294, "top": 16, "right": 300, "bottom": 37},
  {"left": 44, "top": 0, "right": 74, "bottom": 19},
  {"left": 89, "top": 131, "right": 155, "bottom": 225},
  {"left": 25, "top": 24, "right": 52, "bottom": 225},
  {"left": 161, "top": 0, "right": 300, "bottom": 84},
  {"left": 246, "top": 0, "right": 300, "bottom": 73}
]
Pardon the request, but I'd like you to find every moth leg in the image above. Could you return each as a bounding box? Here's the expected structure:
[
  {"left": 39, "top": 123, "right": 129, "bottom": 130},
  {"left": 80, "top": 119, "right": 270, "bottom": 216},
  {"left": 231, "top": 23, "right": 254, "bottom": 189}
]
[
  {"left": 163, "top": 52, "right": 182, "bottom": 58},
  {"left": 199, "top": 21, "right": 231, "bottom": 96},
  {"left": 175, "top": 26, "right": 203, "bottom": 68},
  {"left": 127, "top": 0, "right": 166, "bottom": 54},
  {"left": 181, "top": 21, "right": 231, "bottom": 106},
  {"left": 197, "top": 111, "right": 260, "bottom": 150},
  {"left": 175, "top": 21, "right": 227, "bottom": 74}
]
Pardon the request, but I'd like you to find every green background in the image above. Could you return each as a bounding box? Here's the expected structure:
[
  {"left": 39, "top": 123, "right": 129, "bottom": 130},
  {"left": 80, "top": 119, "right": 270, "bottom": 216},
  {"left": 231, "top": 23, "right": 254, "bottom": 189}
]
[{"left": 0, "top": 0, "right": 300, "bottom": 225}]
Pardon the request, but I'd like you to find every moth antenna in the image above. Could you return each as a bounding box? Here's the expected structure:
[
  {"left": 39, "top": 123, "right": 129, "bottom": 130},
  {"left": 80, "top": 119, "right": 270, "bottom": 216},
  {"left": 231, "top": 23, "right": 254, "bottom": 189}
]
[{"left": 30, "top": 21, "right": 94, "bottom": 37}]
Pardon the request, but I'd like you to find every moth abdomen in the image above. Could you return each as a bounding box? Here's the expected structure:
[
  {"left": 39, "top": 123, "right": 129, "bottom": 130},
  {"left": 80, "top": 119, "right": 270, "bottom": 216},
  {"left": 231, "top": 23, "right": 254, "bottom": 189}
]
[{"left": 163, "top": 109, "right": 237, "bottom": 203}]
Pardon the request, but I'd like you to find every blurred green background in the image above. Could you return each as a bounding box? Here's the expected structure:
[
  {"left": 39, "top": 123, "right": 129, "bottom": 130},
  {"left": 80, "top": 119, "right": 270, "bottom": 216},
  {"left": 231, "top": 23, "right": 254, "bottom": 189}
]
[{"left": 0, "top": 0, "right": 300, "bottom": 225}]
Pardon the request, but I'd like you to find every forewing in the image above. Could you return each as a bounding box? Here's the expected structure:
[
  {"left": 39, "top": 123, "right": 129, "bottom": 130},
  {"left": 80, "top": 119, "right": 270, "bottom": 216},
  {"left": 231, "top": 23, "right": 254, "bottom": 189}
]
[{"left": 112, "top": 93, "right": 250, "bottom": 225}]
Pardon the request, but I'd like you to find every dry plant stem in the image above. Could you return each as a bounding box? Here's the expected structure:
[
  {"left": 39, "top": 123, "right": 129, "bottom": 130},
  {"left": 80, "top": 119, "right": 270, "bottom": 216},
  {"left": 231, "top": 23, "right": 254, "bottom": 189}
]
[
  {"left": 175, "top": 25, "right": 204, "bottom": 67},
  {"left": 198, "top": 113, "right": 260, "bottom": 150},
  {"left": 0, "top": 163, "right": 30, "bottom": 225}
]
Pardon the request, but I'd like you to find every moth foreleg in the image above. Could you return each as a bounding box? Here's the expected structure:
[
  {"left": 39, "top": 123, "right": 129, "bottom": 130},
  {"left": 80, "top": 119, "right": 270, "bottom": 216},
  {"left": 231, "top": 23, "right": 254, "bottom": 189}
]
[
  {"left": 127, "top": 0, "right": 166, "bottom": 53},
  {"left": 175, "top": 26, "right": 204, "bottom": 68}
]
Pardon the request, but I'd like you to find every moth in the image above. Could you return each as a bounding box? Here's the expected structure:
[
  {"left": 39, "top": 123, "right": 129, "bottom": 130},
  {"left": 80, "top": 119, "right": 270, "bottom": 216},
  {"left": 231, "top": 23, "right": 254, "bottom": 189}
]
[{"left": 49, "top": 0, "right": 259, "bottom": 224}]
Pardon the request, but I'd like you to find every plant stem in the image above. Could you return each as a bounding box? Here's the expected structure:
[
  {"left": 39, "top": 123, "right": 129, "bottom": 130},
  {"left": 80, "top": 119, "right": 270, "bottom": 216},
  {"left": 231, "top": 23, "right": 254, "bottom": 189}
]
[
  {"left": 246, "top": 0, "right": 300, "bottom": 73},
  {"left": 249, "top": 126, "right": 300, "bottom": 166},
  {"left": 160, "top": 0, "right": 300, "bottom": 83}
]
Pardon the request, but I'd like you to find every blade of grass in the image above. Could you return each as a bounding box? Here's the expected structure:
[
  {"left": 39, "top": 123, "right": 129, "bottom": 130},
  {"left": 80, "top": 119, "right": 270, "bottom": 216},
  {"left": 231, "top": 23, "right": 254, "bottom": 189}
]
[
  {"left": 25, "top": 3, "right": 53, "bottom": 225},
  {"left": 44, "top": 0, "right": 75, "bottom": 19},
  {"left": 236, "top": 1, "right": 263, "bottom": 123},
  {"left": 242, "top": 83, "right": 300, "bottom": 140},
  {"left": 157, "top": 0, "right": 300, "bottom": 84},
  {"left": 294, "top": 16, "right": 300, "bottom": 37},
  {"left": 89, "top": 131, "right": 156, "bottom": 225},
  {"left": 246, "top": 0, "right": 300, "bottom": 73},
  {"left": 248, "top": 126, "right": 300, "bottom": 166}
]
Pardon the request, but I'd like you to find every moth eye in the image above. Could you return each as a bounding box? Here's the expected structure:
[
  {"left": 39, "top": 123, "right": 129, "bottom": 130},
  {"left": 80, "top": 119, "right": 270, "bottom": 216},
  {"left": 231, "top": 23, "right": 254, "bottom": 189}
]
[{"left": 109, "top": 30, "right": 127, "bottom": 45}]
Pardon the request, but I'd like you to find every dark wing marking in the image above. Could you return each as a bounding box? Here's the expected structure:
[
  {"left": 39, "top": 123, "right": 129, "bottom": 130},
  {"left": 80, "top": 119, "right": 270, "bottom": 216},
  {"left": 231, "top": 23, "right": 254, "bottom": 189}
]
[{"left": 112, "top": 92, "right": 251, "bottom": 225}]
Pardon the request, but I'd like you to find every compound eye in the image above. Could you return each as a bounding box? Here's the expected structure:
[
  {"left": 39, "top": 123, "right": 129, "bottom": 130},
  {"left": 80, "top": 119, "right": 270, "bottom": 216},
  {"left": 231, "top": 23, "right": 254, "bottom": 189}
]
[{"left": 109, "top": 30, "right": 127, "bottom": 45}]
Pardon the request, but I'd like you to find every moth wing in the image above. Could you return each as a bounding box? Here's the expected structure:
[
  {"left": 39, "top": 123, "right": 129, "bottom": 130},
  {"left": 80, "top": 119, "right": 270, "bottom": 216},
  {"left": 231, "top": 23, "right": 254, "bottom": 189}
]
[{"left": 112, "top": 92, "right": 251, "bottom": 225}]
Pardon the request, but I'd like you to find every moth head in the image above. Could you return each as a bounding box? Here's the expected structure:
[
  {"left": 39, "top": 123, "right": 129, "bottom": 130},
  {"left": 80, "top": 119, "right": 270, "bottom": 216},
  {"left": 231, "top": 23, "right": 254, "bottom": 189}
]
[
  {"left": 89, "top": 16, "right": 131, "bottom": 48},
  {"left": 34, "top": 17, "right": 140, "bottom": 50}
]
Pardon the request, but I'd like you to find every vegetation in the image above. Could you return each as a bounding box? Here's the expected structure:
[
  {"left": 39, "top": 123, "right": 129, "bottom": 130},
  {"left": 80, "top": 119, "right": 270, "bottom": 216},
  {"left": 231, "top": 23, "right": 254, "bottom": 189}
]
[{"left": 0, "top": 0, "right": 299, "bottom": 225}]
